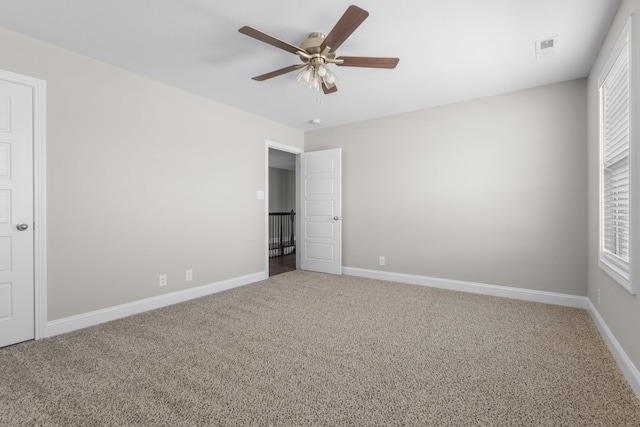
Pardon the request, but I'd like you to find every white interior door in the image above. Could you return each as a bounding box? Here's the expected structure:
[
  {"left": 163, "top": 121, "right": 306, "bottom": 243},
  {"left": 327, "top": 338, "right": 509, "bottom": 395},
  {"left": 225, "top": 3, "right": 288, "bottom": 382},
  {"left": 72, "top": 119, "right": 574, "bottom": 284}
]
[
  {"left": 299, "top": 148, "right": 342, "bottom": 275},
  {"left": 0, "top": 78, "right": 34, "bottom": 347}
]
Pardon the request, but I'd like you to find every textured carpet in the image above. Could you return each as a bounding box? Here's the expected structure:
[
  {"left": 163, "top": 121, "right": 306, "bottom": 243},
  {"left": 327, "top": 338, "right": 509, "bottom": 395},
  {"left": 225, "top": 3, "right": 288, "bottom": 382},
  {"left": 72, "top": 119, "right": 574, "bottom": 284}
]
[{"left": 2, "top": 271, "right": 639, "bottom": 426}]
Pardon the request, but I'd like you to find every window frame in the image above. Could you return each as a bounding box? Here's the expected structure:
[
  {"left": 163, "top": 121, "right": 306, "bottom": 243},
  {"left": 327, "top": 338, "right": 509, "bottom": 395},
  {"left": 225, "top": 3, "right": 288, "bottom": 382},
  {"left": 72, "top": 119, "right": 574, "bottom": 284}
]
[{"left": 598, "top": 15, "right": 636, "bottom": 294}]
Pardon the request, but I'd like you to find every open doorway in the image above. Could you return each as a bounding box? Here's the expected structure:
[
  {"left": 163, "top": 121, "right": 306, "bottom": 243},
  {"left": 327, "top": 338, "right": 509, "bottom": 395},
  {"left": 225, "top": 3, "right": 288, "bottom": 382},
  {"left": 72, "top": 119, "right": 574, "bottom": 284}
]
[{"left": 268, "top": 147, "right": 298, "bottom": 276}]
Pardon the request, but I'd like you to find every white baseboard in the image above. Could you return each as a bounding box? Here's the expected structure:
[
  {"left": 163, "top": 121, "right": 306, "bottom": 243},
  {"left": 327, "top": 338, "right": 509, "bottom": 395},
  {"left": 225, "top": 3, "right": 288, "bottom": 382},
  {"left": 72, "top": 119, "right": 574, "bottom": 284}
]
[
  {"left": 343, "top": 266, "right": 640, "bottom": 399},
  {"left": 343, "top": 267, "right": 589, "bottom": 308},
  {"left": 42, "top": 265, "right": 640, "bottom": 400},
  {"left": 586, "top": 299, "right": 640, "bottom": 398},
  {"left": 44, "top": 271, "right": 268, "bottom": 338}
]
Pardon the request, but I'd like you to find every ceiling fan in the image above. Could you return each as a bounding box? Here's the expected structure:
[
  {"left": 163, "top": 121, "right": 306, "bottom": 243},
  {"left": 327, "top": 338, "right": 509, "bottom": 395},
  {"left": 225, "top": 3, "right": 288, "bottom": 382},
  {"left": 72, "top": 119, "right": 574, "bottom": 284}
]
[{"left": 239, "top": 5, "right": 399, "bottom": 94}]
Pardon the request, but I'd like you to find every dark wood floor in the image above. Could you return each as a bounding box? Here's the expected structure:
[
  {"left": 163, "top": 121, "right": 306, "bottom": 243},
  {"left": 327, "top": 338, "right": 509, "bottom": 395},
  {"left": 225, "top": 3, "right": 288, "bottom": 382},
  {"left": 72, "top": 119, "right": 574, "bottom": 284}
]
[{"left": 269, "top": 254, "right": 296, "bottom": 277}]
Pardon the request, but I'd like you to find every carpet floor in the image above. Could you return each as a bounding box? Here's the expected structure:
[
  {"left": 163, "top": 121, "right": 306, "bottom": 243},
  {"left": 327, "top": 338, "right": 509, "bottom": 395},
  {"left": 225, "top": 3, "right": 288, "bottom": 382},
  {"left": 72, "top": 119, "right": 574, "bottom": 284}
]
[{"left": 2, "top": 270, "right": 639, "bottom": 426}]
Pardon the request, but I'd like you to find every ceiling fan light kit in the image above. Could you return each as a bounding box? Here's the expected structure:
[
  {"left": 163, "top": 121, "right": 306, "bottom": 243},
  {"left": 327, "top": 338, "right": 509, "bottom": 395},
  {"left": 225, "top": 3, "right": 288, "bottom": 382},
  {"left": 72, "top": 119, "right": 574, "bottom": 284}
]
[
  {"left": 295, "top": 50, "right": 338, "bottom": 91},
  {"left": 239, "top": 5, "right": 399, "bottom": 94}
]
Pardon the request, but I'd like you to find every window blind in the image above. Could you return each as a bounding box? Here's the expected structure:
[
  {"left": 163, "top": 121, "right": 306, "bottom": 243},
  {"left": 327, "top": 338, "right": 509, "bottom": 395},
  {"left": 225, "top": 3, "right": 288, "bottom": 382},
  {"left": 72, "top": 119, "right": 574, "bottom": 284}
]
[
  {"left": 602, "top": 36, "right": 630, "bottom": 265},
  {"left": 599, "top": 16, "right": 634, "bottom": 293}
]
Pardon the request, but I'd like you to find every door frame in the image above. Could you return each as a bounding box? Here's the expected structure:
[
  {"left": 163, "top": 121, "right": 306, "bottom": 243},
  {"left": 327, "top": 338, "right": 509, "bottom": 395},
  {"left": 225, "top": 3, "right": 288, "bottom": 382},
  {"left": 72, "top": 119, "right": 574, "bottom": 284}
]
[
  {"left": 264, "top": 140, "right": 303, "bottom": 274},
  {"left": 0, "top": 69, "right": 47, "bottom": 341}
]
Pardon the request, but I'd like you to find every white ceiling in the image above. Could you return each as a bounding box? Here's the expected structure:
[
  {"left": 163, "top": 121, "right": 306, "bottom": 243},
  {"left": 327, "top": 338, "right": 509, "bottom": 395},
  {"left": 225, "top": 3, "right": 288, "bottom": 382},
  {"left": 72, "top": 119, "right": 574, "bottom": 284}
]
[{"left": 0, "top": 0, "right": 620, "bottom": 131}]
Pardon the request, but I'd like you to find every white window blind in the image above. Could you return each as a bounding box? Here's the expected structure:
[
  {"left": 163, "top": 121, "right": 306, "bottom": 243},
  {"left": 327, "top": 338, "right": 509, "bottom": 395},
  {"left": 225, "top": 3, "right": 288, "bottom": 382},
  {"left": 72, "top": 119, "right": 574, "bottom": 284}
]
[{"left": 598, "top": 16, "right": 635, "bottom": 294}]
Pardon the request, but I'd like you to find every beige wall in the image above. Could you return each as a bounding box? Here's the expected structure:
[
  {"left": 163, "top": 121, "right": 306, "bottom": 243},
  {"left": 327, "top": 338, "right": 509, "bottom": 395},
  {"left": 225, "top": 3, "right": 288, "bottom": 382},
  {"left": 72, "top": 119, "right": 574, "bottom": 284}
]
[
  {"left": 0, "top": 27, "right": 304, "bottom": 320},
  {"left": 306, "top": 79, "right": 588, "bottom": 295},
  {"left": 587, "top": 0, "right": 640, "bottom": 375}
]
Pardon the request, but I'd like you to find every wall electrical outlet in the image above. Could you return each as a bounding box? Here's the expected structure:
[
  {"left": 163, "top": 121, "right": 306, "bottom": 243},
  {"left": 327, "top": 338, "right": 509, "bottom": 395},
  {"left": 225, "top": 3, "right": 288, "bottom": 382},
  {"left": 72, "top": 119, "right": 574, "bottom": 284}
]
[
  {"left": 159, "top": 274, "right": 167, "bottom": 287},
  {"left": 378, "top": 256, "right": 386, "bottom": 266},
  {"left": 597, "top": 288, "right": 601, "bottom": 305},
  {"left": 186, "top": 269, "right": 193, "bottom": 282}
]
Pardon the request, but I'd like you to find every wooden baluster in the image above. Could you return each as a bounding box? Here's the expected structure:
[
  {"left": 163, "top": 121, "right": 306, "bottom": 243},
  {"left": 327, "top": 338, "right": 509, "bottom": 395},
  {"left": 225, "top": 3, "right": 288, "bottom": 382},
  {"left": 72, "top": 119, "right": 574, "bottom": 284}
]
[
  {"left": 279, "top": 214, "right": 284, "bottom": 257},
  {"left": 290, "top": 209, "right": 295, "bottom": 255}
]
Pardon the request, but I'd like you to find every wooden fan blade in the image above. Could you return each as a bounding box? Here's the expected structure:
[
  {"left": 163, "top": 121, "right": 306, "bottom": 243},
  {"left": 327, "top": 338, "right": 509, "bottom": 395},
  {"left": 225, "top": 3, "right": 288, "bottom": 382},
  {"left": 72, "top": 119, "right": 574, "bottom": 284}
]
[
  {"left": 320, "top": 5, "right": 369, "bottom": 52},
  {"left": 252, "top": 64, "right": 305, "bottom": 81},
  {"left": 239, "top": 26, "right": 301, "bottom": 55},
  {"left": 322, "top": 83, "right": 338, "bottom": 94},
  {"left": 336, "top": 56, "right": 399, "bottom": 69}
]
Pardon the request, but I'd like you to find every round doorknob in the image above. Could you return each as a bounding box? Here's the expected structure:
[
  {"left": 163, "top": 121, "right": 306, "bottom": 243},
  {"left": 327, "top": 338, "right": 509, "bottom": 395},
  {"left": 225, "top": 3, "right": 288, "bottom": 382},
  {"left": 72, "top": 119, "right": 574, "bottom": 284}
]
[
  {"left": 16, "top": 223, "right": 29, "bottom": 231},
  {"left": 333, "top": 216, "right": 339, "bottom": 220}
]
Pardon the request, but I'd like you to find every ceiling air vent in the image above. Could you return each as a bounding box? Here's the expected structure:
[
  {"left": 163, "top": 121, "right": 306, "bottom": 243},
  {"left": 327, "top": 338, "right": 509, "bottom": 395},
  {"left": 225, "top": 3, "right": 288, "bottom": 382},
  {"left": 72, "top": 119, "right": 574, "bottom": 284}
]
[{"left": 535, "top": 36, "right": 558, "bottom": 59}]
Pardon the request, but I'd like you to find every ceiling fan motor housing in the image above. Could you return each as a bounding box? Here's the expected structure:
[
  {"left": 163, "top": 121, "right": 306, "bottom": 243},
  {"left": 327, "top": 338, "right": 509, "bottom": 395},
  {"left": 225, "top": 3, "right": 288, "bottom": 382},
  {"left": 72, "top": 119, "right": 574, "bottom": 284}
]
[{"left": 300, "top": 32, "right": 326, "bottom": 53}]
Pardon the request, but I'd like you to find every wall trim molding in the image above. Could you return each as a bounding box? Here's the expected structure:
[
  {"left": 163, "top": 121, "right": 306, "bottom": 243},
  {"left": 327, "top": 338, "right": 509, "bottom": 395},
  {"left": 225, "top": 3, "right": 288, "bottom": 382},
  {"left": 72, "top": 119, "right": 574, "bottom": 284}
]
[
  {"left": 44, "top": 271, "right": 268, "bottom": 338},
  {"left": 342, "top": 266, "right": 640, "bottom": 399},
  {"left": 586, "top": 299, "right": 640, "bottom": 398},
  {"left": 264, "top": 140, "right": 303, "bottom": 277},
  {"left": 343, "top": 267, "right": 588, "bottom": 308},
  {"left": 40, "top": 263, "right": 640, "bottom": 400}
]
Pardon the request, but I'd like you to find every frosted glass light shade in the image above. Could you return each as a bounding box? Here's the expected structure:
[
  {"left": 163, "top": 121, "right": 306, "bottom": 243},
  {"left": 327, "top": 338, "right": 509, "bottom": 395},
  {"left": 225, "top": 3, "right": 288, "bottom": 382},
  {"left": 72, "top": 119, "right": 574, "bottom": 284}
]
[
  {"left": 297, "top": 66, "right": 314, "bottom": 85},
  {"left": 296, "top": 63, "right": 338, "bottom": 91}
]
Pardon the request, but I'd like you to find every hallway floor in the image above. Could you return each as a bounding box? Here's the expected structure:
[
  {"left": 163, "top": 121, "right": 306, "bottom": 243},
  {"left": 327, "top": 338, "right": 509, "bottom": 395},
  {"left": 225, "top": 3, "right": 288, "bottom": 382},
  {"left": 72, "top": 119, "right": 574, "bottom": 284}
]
[{"left": 269, "top": 254, "right": 296, "bottom": 277}]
